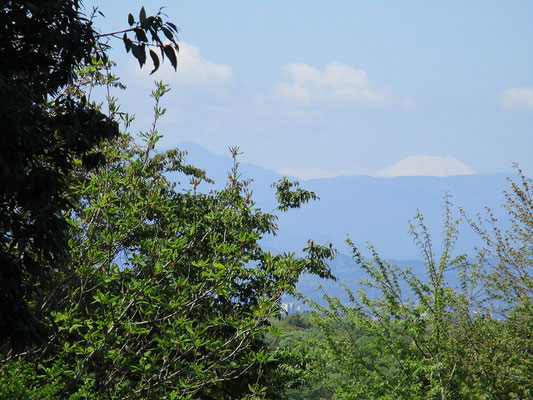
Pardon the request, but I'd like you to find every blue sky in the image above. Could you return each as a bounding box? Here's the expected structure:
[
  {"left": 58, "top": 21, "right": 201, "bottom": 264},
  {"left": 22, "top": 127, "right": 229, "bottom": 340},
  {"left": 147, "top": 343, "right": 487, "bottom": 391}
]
[{"left": 86, "top": 0, "right": 533, "bottom": 179}]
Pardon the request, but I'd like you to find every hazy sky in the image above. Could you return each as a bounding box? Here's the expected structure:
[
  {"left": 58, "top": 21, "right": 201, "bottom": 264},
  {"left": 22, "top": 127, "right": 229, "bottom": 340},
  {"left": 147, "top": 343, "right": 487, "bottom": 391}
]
[{"left": 85, "top": 0, "right": 533, "bottom": 179}]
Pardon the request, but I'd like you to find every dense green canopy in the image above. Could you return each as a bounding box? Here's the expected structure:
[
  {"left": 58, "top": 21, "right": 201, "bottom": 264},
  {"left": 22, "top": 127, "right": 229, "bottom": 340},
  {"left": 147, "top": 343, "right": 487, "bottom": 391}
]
[{"left": 0, "top": 0, "right": 178, "bottom": 351}]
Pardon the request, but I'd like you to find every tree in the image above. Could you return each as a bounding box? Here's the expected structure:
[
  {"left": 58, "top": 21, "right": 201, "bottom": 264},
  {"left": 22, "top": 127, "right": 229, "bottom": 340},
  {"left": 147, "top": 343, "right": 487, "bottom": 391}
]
[
  {"left": 0, "top": 0, "right": 179, "bottom": 351},
  {"left": 307, "top": 187, "right": 532, "bottom": 399},
  {"left": 458, "top": 168, "right": 533, "bottom": 397},
  {"left": 307, "top": 200, "right": 469, "bottom": 399},
  {"left": 0, "top": 70, "right": 335, "bottom": 398},
  {"left": 461, "top": 166, "right": 532, "bottom": 314}
]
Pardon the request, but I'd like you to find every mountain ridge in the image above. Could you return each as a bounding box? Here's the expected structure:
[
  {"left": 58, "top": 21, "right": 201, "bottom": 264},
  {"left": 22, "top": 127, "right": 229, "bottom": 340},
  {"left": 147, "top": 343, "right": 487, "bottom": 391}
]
[
  {"left": 169, "top": 141, "right": 511, "bottom": 303},
  {"left": 172, "top": 141, "right": 508, "bottom": 258}
]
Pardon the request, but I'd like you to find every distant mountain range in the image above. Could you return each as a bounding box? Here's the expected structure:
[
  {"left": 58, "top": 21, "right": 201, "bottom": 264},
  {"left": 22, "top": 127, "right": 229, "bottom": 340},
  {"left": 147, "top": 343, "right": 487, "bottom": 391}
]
[{"left": 171, "top": 141, "right": 512, "bottom": 304}]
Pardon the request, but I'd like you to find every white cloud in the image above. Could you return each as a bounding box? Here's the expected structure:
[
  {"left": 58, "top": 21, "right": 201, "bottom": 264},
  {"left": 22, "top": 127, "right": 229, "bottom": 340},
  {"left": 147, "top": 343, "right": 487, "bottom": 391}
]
[
  {"left": 376, "top": 155, "right": 475, "bottom": 177},
  {"left": 273, "top": 61, "right": 403, "bottom": 107},
  {"left": 131, "top": 42, "right": 233, "bottom": 87},
  {"left": 175, "top": 42, "right": 233, "bottom": 85},
  {"left": 498, "top": 87, "right": 533, "bottom": 112},
  {"left": 274, "top": 81, "right": 312, "bottom": 104}
]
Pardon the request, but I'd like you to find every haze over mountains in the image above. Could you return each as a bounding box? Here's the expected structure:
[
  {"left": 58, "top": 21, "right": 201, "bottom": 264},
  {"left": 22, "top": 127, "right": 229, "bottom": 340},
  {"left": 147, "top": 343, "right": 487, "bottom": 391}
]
[
  {"left": 172, "top": 142, "right": 511, "bottom": 302},
  {"left": 376, "top": 155, "right": 475, "bottom": 177}
]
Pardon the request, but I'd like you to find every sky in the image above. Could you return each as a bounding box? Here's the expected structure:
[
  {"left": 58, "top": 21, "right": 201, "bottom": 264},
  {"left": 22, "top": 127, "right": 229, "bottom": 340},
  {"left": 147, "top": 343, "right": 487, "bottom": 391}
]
[{"left": 85, "top": 0, "right": 533, "bottom": 180}]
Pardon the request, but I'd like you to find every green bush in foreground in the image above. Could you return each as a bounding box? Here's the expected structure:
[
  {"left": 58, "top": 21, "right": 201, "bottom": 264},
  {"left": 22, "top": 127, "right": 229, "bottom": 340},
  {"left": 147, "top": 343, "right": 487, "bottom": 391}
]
[{"left": 305, "top": 182, "right": 532, "bottom": 399}]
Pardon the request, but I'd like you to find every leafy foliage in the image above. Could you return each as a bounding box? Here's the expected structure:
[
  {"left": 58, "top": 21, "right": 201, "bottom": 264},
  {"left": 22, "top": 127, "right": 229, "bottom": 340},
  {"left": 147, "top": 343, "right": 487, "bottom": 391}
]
[
  {"left": 271, "top": 314, "right": 335, "bottom": 400},
  {"left": 1, "top": 0, "right": 117, "bottom": 351},
  {"left": 0, "top": 77, "right": 335, "bottom": 398},
  {"left": 104, "top": 6, "right": 180, "bottom": 73},
  {"left": 2, "top": 2, "right": 530, "bottom": 398},
  {"left": 305, "top": 189, "right": 532, "bottom": 399},
  {"left": 461, "top": 166, "right": 533, "bottom": 314},
  {"left": 273, "top": 179, "right": 319, "bottom": 212},
  {"left": 0, "top": 0, "right": 179, "bottom": 352}
]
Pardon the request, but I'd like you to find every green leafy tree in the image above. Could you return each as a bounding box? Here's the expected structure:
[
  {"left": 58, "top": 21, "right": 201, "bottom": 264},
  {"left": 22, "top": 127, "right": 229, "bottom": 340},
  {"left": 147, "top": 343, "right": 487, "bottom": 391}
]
[
  {"left": 307, "top": 187, "right": 532, "bottom": 399},
  {"left": 271, "top": 314, "right": 335, "bottom": 400},
  {"left": 308, "top": 200, "right": 469, "bottom": 399},
  {"left": 0, "top": 0, "right": 179, "bottom": 351},
  {"left": 0, "top": 75, "right": 335, "bottom": 398},
  {"left": 457, "top": 168, "right": 533, "bottom": 398},
  {"left": 461, "top": 166, "right": 532, "bottom": 312}
]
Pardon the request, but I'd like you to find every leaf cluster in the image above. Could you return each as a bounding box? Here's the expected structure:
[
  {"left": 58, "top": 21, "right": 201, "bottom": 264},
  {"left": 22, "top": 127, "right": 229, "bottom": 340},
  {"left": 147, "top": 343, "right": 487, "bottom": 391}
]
[{"left": 119, "top": 6, "right": 179, "bottom": 73}]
